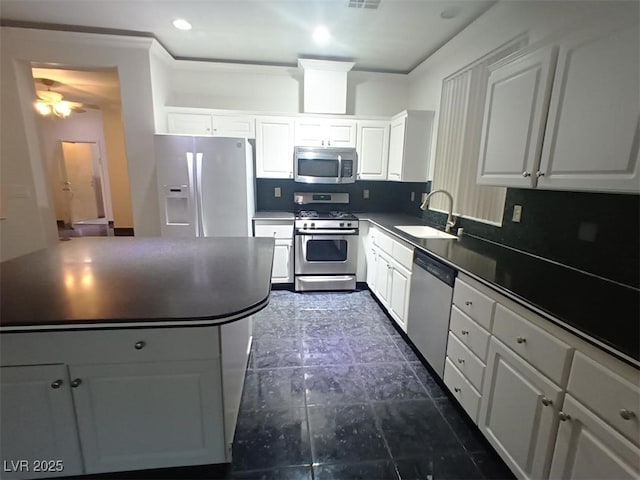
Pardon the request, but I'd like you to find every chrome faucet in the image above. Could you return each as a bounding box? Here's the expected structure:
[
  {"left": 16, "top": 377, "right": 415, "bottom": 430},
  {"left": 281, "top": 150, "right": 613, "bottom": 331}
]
[{"left": 420, "top": 189, "right": 456, "bottom": 233}]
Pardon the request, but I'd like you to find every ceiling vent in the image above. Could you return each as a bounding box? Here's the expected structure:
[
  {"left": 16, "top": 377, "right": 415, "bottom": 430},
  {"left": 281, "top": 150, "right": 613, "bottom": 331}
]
[{"left": 348, "top": 0, "right": 380, "bottom": 9}]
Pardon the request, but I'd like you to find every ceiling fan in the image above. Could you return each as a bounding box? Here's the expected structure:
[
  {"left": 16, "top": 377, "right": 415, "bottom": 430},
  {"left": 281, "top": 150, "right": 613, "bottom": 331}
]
[{"left": 33, "top": 78, "right": 98, "bottom": 118}]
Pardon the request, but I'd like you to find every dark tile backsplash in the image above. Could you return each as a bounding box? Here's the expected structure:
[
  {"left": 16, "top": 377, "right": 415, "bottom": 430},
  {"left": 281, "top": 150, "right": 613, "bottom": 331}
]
[
  {"left": 257, "top": 179, "right": 638, "bottom": 287},
  {"left": 256, "top": 179, "right": 429, "bottom": 216},
  {"left": 423, "top": 188, "right": 640, "bottom": 288}
]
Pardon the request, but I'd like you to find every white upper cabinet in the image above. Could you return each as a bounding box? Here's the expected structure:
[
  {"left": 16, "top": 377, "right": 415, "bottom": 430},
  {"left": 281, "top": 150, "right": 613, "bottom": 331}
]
[
  {"left": 294, "top": 118, "right": 356, "bottom": 147},
  {"left": 255, "top": 116, "right": 295, "bottom": 179},
  {"left": 387, "top": 110, "right": 434, "bottom": 182},
  {"left": 167, "top": 112, "right": 255, "bottom": 138},
  {"left": 477, "top": 19, "right": 639, "bottom": 193},
  {"left": 477, "top": 45, "right": 557, "bottom": 188},
  {"left": 538, "top": 22, "right": 639, "bottom": 193},
  {"left": 356, "top": 120, "right": 390, "bottom": 180}
]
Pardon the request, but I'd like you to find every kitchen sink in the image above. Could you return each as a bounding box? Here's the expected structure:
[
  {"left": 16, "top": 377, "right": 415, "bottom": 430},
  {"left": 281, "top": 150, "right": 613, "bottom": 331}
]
[{"left": 394, "top": 225, "right": 457, "bottom": 240}]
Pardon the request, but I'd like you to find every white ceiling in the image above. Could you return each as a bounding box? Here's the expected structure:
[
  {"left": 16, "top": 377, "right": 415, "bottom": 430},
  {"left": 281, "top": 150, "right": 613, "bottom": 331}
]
[{"left": 1, "top": 0, "right": 495, "bottom": 74}]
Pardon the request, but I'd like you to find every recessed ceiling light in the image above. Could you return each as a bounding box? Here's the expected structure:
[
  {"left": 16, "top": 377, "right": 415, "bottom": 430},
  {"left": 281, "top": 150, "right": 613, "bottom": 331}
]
[
  {"left": 173, "top": 18, "right": 192, "bottom": 31},
  {"left": 313, "top": 25, "right": 331, "bottom": 45}
]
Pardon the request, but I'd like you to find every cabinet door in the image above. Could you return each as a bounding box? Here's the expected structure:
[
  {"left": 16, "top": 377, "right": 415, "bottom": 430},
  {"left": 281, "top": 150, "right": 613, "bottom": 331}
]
[
  {"left": 389, "top": 265, "right": 410, "bottom": 332},
  {"left": 550, "top": 394, "right": 640, "bottom": 479},
  {"left": 387, "top": 116, "right": 406, "bottom": 180},
  {"left": 167, "top": 113, "right": 213, "bottom": 135},
  {"left": 538, "top": 22, "right": 639, "bottom": 193},
  {"left": 326, "top": 119, "right": 356, "bottom": 147},
  {"left": 479, "top": 337, "right": 563, "bottom": 480},
  {"left": 255, "top": 116, "right": 295, "bottom": 178},
  {"left": 69, "top": 360, "right": 226, "bottom": 474},
  {"left": 374, "top": 252, "right": 391, "bottom": 306},
  {"left": 272, "top": 241, "right": 293, "bottom": 283},
  {"left": 366, "top": 244, "right": 377, "bottom": 290},
  {"left": 477, "top": 46, "right": 557, "bottom": 188},
  {"left": 0, "top": 365, "right": 83, "bottom": 479},
  {"left": 294, "top": 119, "right": 325, "bottom": 146},
  {"left": 211, "top": 115, "right": 255, "bottom": 138},
  {"left": 357, "top": 120, "right": 390, "bottom": 180}
]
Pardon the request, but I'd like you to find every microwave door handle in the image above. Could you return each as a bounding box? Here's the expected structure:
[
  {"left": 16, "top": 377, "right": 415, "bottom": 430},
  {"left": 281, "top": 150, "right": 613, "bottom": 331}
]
[{"left": 337, "top": 154, "right": 342, "bottom": 181}]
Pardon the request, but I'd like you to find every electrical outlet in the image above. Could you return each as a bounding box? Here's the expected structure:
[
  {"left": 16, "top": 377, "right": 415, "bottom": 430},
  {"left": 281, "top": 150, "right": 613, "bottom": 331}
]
[
  {"left": 411, "top": 192, "right": 415, "bottom": 201},
  {"left": 274, "top": 187, "right": 281, "bottom": 198},
  {"left": 512, "top": 205, "right": 522, "bottom": 223},
  {"left": 363, "top": 189, "right": 369, "bottom": 199}
]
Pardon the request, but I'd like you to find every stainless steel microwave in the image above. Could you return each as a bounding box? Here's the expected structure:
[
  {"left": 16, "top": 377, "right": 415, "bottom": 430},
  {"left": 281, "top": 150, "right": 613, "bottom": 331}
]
[{"left": 294, "top": 146, "right": 357, "bottom": 184}]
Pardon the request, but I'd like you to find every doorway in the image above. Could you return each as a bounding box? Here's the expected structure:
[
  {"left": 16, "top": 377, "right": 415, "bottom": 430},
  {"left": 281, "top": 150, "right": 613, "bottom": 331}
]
[{"left": 58, "top": 141, "right": 113, "bottom": 237}]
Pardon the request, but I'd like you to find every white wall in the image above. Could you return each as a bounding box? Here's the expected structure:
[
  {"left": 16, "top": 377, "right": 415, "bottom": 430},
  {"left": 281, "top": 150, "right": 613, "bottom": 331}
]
[
  {"left": 0, "top": 27, "right": 160, "bottom": 260},
  {"left": 407, "top": 0, "right": 640, "bottom": 177},
  {"left": 161, "top": 61, "right": 407, "bottom": 116}
]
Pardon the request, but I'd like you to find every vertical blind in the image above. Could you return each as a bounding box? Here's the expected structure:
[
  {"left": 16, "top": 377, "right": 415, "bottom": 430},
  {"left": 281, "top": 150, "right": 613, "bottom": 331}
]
[{"left": 430, "top": 38, "right": 527, "bottom": 225}]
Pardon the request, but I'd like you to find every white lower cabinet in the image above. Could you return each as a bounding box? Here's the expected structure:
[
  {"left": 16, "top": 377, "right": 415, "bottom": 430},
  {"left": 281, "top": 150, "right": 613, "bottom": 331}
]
[
  {"left": 253, "top": 220, "right": 294, "bottom": 284},
  {"left": 0, "top": 365, "right": 83, "bottom": 479},
  {"left": 69, "top": 360, "right": 225, "bottom": 474},
  {"left": 549, "top": 394, "right": 640, "bottom": 480},
  {"left": 388, "top": 262, "right": 411, "bottom": 332},
  {"left": 479, "top": 337, "right": 564, "bottom": 480}
]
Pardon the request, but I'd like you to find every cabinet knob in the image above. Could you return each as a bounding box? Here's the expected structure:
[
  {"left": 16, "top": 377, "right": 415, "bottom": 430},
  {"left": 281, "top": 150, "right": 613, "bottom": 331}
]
[
  {"left": 71, "top": 378, "right": 82, "bottom": 388},
  {"left": 134, "top": 340, "right": 146, "bottom": 350},
  {"left": 454, "top": 387, "right": 461, "bottom": 393},
  {"left": 321, "top": 140, "right": 325, "bottom": 146},
  {"left": 620, "top": 409, "right": 636, "bottom": 420},
  {"left": 461, "top": 330, "right": 469, "bottom": 335},
  {"left": 457, "top": 358, "right": 465, "bottom": 364},
  {"left": 541, "top": 397, "right": 552, "bottom": 407},
  {"left": 516, "top": 336, "right": 526, "bottom": 344},
  {"left": 289, "top": 172, "right": 293, "bottom": 178},
  {"left": 51, "top": 379, "right": 63, "bottom": 389},
  {"left": 327, "top": 140, "right": 331, "bottom": 146},
  {"left": 522, "top": 171, "right": 531, "bottom": 177},
  {"left": 558, "top": 412, "right": 571, "bottom": 422},
  {"left": 465, "top": 301, "right": 472, "bottom": 306},
  {"left": 536, "top": 171, "right": 545, "bottom": 177}
]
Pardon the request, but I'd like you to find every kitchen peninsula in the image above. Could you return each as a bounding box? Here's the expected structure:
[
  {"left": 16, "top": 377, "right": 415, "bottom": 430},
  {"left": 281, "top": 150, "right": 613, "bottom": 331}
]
[{"left": 0, "top": 237, "right": 274, "bottom": 479}]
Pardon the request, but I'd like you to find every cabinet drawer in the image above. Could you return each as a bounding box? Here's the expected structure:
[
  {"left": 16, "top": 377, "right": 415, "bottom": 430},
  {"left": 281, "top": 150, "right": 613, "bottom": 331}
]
[
  {"left": 391, "top": 239, "right": 414, "bottom": 271},
  {"left": 452, "top": 278, "right": 495, "bottom": 331},
  {"left": 254, "top": 223, "right": 293, "bottom": 239},
  {"left": 493, "top": 304, "right": 573, "bottom": 386},
  {"left": 568, "top": 351, "right": 640, "bottom": 446},
  {"left": 1, "top": 327, "right": 221, "bottom": 366},
  {"left": 449, "top": 306, "right": 491, "bottom": 360},
  {"left": 444, "top": 358, "right": 481, "bottom": 424},
  {"left": 446, "top": 332, "right": 485, "bottom": 392},
  {"left": 374, "top": 230, "right": 394, "bottom": 256}
]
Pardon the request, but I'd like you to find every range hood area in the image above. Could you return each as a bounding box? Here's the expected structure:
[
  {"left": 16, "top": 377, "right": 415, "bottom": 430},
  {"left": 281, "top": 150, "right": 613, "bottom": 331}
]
[{"left": 298, "top": 58, "right": 355, "bottom": 114}]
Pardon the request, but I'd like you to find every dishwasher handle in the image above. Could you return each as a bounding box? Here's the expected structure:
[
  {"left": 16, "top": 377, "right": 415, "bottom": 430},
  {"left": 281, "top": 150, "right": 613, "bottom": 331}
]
[{"left": 413, "top": 251, "right": 457, "bottom": 287}]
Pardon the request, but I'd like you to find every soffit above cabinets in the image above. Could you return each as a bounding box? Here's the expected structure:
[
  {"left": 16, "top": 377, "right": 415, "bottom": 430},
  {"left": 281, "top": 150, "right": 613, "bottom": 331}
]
[{"left": 0, "top": 0, "right": 495, "bottom": 74}]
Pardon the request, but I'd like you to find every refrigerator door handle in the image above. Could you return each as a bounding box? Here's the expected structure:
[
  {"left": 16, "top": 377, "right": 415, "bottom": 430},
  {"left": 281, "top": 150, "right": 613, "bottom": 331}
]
[
  {"left": 195, "top": 152, "right": 205, "bottom": 237},
  {"left": 186, "top": 152, "right": 200, "bottom": 237}
]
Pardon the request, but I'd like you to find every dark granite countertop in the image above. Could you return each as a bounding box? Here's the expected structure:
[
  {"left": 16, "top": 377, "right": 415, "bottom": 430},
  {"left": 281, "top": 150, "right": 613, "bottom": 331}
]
[
  {"left": 359, "top": 213, "right": 640, "bottom": 367},
  {"left": 0, "top": 237, "right": 275, "bottom": 331}
]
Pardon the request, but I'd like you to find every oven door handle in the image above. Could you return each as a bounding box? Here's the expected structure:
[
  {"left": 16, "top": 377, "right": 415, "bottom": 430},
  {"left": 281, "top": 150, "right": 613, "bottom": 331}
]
[{"left": 297, "top": 229, "right": 358, "bottom": 235}]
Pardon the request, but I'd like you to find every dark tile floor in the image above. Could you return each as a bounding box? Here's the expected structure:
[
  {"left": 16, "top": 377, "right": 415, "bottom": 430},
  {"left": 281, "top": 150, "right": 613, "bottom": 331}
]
[{"left": 229, "top": 289, "right": 515, "bottom": 480}]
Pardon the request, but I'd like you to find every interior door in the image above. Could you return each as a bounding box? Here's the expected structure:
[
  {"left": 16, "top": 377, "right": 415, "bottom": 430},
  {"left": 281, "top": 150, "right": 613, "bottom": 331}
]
[{"left": 61, "top": 142, "right": 99, "bottom": 223}]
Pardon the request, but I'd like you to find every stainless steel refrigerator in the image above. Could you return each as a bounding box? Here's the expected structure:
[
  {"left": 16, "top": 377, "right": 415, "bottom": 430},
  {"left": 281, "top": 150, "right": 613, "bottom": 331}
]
[{"left": 155, "top": 135, "right": 254, "bottom": 237}]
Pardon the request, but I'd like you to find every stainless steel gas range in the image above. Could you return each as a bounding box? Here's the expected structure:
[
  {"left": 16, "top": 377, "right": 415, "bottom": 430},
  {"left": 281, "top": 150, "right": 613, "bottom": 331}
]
[{"left": 293, "top": 192, "right": 359, "bottom": 292}]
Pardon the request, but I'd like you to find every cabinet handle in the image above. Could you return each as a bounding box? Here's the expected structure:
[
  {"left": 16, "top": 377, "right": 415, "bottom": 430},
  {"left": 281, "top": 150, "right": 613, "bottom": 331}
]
[
  {"left": 328, "top": 140, "right": 331, "bottom": 146},
  {"left": 461, "top": 330, "right": 469, "bottom": 335},
  {"left": 536, "top": 171, "right": 545, "bottom": 177},
  {"left": 454, "top": 387, "right": 461, "bottom": 393},
  {"left": 464, "top": 301, "right": 472, "bottom": 306},
  {"left": 289, "top": 171, "right": 293, "bottom": 178},
  {"left": 71, "top": 378, "right": 82, "bottom": 388},
  {"left": 620, "top": 409, "right": 636, "bottom": 420},
  {"left": 516, "top": 336, "right": 526, "bottom": 344},
  {"left": 457, "top": 358, "right": 465, "bottom": 364},
  {"left": 541, "top": 397, "right": 552, "bottom": 407},
  {"left": 522, "top": 171, "right": 531, "bottom": 178},
  {"left": 51, "top": 379, "right": 63, "bottom": 389},
  {"left": 558, "top": 412, "right": 571, "bottom": 422},
  {"left": 134, "top": 341, "right": 146, "bottom": 350},
  {"left": 321, "top": 140, "right": 325, "bottom": 146}
]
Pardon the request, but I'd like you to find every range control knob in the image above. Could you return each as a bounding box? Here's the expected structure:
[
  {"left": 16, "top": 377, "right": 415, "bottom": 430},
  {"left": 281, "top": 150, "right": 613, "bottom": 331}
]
[
  {"left": 303, "top": 223, "right": 307, "bottom": 228},
  {"left": 347, "top": 222, "right": 352, "bottom": 227},
  {"left": 340, "top": 222, "right": 345, "bottom": 227},
  {"left": 310, "top": 223, "right": 315, "bottom": 228}
]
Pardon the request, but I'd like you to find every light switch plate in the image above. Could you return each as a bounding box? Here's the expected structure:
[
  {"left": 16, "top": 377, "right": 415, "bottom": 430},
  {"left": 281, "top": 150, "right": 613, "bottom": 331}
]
[
  {"left": 274, "top": 187, "right": 281, "bottom": 198},
  {"left": 512, "top": 205, "right": 522, "bottom": 222}
]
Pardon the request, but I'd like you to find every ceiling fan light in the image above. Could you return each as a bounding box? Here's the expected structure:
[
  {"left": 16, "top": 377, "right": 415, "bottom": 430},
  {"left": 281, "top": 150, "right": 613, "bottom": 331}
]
[
  {"left": 53, "top": 101, "right": 72, "bottom": 118},
  {"left": 35, "top": 100, "right": 52, "bottom": 116}
]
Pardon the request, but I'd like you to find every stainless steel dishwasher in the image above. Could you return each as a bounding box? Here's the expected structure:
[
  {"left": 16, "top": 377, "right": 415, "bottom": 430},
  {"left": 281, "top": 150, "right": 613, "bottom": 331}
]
[{"left": 406, "top": 250, "right": 457, "bottom": 379}]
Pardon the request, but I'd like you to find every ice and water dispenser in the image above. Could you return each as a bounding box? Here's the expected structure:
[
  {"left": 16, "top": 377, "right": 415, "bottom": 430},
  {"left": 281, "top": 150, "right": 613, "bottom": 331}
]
[{"left": 163, "top": 185, "right": 190, "bottom": 225}]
